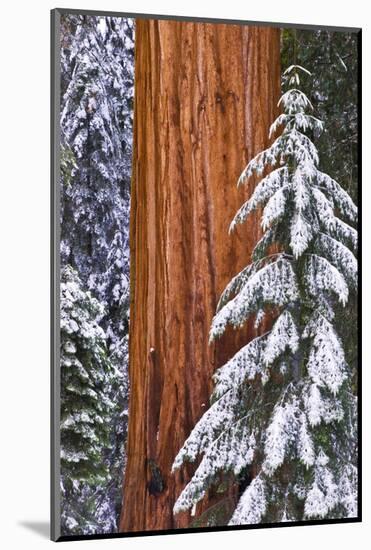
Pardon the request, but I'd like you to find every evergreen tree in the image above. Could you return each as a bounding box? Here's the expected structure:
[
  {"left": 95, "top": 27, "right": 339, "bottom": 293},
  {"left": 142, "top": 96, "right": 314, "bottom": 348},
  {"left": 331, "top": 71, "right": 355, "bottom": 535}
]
[
  {"left": 60, "top": 14, "right": 133, "bottom": 348},
  {"left": 60, "top": 265, "right": 116, "bottom": 534},
  {"left": 59, "top": 15, "right": 134, "bottom": 533},
  {"left": 281, "top": 29, "right": 359, "bottom": 398},
  {"left": 282, "top": 30, "right": 358, "bottom": 202},
  {"left": 172, "top": 65, "right": 358, "bottom": 524}
]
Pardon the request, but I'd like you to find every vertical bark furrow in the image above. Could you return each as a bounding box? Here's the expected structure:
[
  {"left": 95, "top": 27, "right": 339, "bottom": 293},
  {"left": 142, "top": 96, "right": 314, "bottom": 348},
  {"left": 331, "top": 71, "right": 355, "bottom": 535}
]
[{"left": 120, "top": 20, "right": 280, "bottom": 532}]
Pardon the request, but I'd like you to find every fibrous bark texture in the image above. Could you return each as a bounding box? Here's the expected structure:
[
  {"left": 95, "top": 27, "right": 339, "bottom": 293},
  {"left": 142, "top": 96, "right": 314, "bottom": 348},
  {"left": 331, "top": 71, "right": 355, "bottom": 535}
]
[{"left": 120, "top": 19, "right": 280, "bottom": 532}]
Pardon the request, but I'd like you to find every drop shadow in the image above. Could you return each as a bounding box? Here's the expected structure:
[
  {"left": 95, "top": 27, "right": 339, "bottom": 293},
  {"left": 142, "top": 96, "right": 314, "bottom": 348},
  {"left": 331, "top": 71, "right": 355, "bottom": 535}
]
[{"left": 18, "top": 521, "right": 50, "bottom": 539}]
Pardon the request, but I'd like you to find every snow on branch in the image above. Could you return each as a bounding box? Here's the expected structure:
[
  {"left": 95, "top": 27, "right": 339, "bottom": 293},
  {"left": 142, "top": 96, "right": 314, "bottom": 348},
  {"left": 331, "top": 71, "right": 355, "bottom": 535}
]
[
  {"left": 228, "top": 475, "right": 267, "bottom": 525},
  {"left": 263, "top": 310, "right": 299, "bottom": 366},
  {"left": 173, "top": 422, "right": 256, "bottom": 514},
  {"left": 262, "top": 186, "right": 289, "bottom": 230},
  {"left": 305, "top": 254, "right": 349, "bottom": 305},
  {"left": 290, "top": 212, "right": 313, "bottom": 258},
  {"left": 230, "top": 167, "right": 289, "bottom": 231},
  {"left": 304, "top": 382, "right": 344, "bottom": 427},
  {"left": 210, "top": 258, "right": 299, "bottom": 341},
  {"left": 216, "top": 263, "right": 257, "bottom": 312},
  {"left": 304, "top": 451, "right": 339, "bottom": 519},
  {"left": 172, "top": 389, "right": 240, "bottom": 470},
  {"left": 269, "top": 112, "right": 323, "bottom": 137},
  {"left": 262, "top": 393, "right": 300, "bottom": 474},
  {"left": 278, "top": 89, "right": 313, "bottom": 114},
  {"left": 315, "top": 233, "right": 357, "bottom": 289},
  {"left": 316, "top": 171, "right": 357, "bottom": 223},
  {"left": 283, "top": 64, "right": 312, "bottom": 76},
  {"left": 331, "top": 218, "right": 357, "bottom": 251},
  {"left": 237, "top": 128, "right": 318, "bottom": 186},
  {"left": 297, "top": 412, "right": 315, "bottom": 468},
  {"left": 303, "top": 313, "right": 347, "bottom": 395},
  {"left": 212, "top": 336, "right": 266, "bottom": 399},
  {"left": 311, "top": 187, "right": 336, "bottom": 232}
]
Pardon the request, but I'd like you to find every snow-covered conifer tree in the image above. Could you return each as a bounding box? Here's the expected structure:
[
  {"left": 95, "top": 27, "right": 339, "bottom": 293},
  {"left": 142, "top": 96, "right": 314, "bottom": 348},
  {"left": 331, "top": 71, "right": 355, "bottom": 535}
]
[
  {"left": 60, "top": 14, "right": 134, "bottom": 348},
  {"left": 60, "top": 266, "right": 116, "bottom": 534},
  {"left": 172, "top": 65, "right": 358, "bottom": 524},
  {"left": 59, "top": 15, "right": 134, "bottom": 532}
]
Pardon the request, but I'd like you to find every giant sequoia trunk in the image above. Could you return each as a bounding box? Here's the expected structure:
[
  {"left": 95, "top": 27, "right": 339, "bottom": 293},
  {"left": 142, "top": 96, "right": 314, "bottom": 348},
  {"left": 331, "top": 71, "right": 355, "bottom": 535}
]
[{"left": 120, "top": 19, "right": 280, "bottom": 532}]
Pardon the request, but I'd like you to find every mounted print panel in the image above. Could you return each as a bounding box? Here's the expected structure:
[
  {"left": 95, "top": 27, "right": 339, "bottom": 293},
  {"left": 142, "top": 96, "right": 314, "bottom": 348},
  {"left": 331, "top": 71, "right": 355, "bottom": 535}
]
[{"left": 51, "top": 8, "right": 361, "bottom": 542}]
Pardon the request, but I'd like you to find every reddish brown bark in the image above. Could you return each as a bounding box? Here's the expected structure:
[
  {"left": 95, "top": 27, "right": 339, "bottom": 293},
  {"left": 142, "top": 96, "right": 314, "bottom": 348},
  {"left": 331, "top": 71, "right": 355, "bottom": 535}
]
[{"left": 120, "top": 19, "right": 280, "bottom": 532}]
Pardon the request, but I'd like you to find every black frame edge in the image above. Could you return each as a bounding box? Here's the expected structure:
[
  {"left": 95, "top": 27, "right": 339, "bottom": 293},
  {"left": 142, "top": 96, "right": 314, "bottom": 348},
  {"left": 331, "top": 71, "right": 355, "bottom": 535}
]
[{"left": 56, "top": 517, "right": 361, "bottom": 543}]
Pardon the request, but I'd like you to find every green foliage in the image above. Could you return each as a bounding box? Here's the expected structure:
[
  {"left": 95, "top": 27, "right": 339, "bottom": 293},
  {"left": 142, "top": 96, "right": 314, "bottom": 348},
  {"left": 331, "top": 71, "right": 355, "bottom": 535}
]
[
  {"left": 281, "top": 27, "right": 358, "bottom": 392},
  {"left": 59, "top": 13, "right": 134, "bottom": 534},
  {"left": 60, "top": 145, "right": 77, "bottom": 188},
  {"left": 281, "top": 29, "right": 358, "bottom": 201},
  {"left": 60, "top": 265, "right": 116, "bottom": 533}
]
